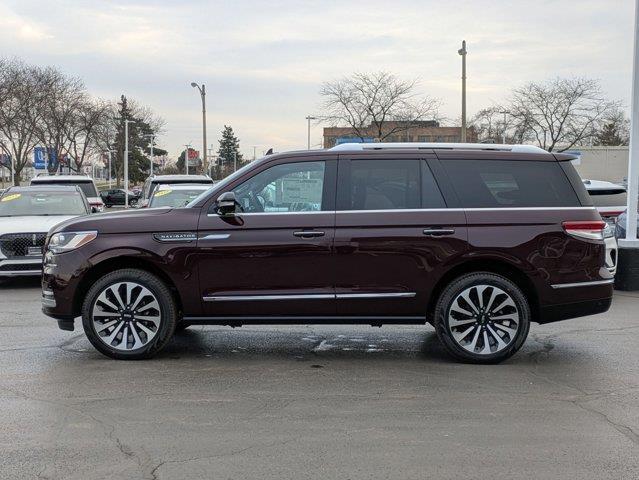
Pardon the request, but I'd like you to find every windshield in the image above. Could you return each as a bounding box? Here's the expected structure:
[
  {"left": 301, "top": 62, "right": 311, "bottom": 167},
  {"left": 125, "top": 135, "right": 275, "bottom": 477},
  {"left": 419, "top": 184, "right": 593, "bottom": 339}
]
[
  {"left": 34, "top": 180, "right": 98, "bottom": 198},
  {"left": 150, "top": 187, "right": 211, "bottom": 208},
  {"left": 0, "top": 191, "right": 88, "bottom": 216}
]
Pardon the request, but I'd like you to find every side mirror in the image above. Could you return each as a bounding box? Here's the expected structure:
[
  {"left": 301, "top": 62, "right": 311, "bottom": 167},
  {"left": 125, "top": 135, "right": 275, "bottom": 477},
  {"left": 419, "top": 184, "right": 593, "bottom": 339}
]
[{"left": 215, "top": 191, "right": 239, "bottom": 216}]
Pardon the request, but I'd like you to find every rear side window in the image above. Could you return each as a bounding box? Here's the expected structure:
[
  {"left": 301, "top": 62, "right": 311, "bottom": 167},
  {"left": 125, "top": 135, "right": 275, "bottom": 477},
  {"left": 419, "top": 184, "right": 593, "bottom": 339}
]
[
  {"left": 442, "top": 160, "right": 580, "bottom": 208},
  {"left": 340, "top": 159, "right": 445, "bottom": 210}
]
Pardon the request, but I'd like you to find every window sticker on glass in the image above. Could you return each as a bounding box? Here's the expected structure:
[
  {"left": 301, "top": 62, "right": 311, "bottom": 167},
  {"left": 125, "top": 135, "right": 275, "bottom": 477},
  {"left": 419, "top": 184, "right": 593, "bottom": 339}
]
[
  {"left": 1, "top": 193, "right": 21, "bottom": 202},
  {"left": 279, "top": 178, "right": 323, "bottom": 204},
  {"left": 154, "top": 190, "right": 171, "bottom": 197}
]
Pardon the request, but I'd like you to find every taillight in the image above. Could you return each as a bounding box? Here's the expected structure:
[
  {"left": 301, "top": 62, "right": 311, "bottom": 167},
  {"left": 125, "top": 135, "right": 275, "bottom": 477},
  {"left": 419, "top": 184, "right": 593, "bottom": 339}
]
[{"left": 562, "top": 221, "right": 606, "bottom": 241}]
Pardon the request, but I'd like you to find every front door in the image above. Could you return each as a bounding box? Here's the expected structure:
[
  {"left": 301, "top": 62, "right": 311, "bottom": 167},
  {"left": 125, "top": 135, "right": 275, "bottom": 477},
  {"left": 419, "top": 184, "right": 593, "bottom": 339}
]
[
  {"left": 334, "top": 154, "right": 468, "bottom": 317},
  {"left": 197, "top": 157, "right": 337, "bottom": 317}
]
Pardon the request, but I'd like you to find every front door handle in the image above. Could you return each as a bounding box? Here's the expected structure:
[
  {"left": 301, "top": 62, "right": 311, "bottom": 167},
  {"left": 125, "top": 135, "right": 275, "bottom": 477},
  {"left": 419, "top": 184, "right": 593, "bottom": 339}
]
[
  {"left": 423, "top": 227, "right": 456, "bottom": 237},
  {"left": 293, "top": 230, "right": 325, "bottom": 238}
]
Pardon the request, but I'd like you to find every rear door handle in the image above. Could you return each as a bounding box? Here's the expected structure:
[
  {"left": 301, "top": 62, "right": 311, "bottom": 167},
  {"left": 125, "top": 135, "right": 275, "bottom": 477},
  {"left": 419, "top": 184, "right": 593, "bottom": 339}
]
[
  {"left": 293, "top": 230, "right": 325, "bottom": 238},
  {"left": 423, "top": 227, "right": 455, "bottom": 237}
]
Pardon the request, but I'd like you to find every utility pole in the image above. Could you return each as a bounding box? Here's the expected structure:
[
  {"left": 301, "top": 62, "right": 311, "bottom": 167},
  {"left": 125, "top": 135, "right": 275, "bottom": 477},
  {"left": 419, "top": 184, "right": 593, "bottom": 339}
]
[
  {"left": 305, "top": 116, "right": 316, "bottom": 150},
  {"left": 233, "top": 151, "right": 237, "bottom": 172},
  {"left": 124, "top": 119, "right": 135, "bottom": 209},
  {"left": 191, "top": 83, "right": 207, "bottom": 174},
  {"left": 252, "top": 145, "right": 257, "bottom": 161},
  {"left": 105, "top": 150, "right": 113, "bottom": 189},
  {"left": 144, "top": 134, "right": 155, "bottom": 175},
  {"left": 458, "top": 40, "right": 468, "bottom": 143}
]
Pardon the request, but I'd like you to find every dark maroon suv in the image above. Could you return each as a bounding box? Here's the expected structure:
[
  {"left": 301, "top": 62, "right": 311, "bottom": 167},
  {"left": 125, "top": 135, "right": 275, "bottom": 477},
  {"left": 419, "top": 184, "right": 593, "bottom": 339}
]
[{"left": 42, "top": 143, "right": 614, "bottom": 362}]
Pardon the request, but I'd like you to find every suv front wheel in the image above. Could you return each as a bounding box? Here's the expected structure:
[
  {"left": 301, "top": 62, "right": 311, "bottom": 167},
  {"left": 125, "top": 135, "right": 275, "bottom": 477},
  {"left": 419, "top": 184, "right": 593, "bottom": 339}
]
[
  {"left": 81, "top": 269, "right": 177, "bottom": 359},
  {"left": 434, "top": 272, "right": 531, "bottom": 364}
]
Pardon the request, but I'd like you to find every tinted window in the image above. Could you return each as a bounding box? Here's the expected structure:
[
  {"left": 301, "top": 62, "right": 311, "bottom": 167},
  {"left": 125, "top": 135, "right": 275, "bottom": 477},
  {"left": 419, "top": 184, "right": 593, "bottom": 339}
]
[
  {"left": 34, "top": 180, "right": 97, "bottom": 198},
  {"left": 442, "top": 160, "right": 580, "bottom": 208},
  {"left": 234, "top": 161, "right": 325, "bottom": 213},
  {"left": 346, "top": 159, "right": 421, "bottom": 210}
]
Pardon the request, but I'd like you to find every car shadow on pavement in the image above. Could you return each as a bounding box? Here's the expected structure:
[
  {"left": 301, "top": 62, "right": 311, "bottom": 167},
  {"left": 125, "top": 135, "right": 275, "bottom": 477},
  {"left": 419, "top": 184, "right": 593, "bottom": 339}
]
[{"left": 151, "top": 327, "right": 470, "bottom": 364}]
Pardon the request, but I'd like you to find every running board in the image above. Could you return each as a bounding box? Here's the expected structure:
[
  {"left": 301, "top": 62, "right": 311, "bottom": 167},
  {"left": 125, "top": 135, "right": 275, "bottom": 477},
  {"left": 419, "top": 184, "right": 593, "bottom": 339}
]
[{"left": 182, "top": 316, "right": 426, "bottom": 327}]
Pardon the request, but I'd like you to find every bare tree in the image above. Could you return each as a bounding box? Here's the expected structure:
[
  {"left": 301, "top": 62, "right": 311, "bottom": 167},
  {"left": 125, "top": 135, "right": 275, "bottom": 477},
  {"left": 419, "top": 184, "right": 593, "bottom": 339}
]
[
  {"left": 319, "top": 72, "right": 440, "bottom": 141},
  {"left": 506, "top": 77, "right": 619, "bottom": 152},
  {"left": 65, "top": 98, "right": 111, "bottom": 172},
  {"left": 0, "top": 60, "right": 46, "bottom": 185}
]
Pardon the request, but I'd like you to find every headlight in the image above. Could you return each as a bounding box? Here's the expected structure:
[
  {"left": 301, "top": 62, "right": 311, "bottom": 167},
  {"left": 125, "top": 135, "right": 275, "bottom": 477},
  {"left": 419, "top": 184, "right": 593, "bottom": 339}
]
[{"left": 48, "top": 231, "right": 98, "bottom": 254}]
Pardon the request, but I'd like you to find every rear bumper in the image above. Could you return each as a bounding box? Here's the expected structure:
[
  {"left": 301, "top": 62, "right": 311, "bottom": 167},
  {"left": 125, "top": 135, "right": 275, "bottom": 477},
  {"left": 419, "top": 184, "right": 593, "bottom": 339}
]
[{"left": 538, "top": 279, "right": 614, "bottom": 324}]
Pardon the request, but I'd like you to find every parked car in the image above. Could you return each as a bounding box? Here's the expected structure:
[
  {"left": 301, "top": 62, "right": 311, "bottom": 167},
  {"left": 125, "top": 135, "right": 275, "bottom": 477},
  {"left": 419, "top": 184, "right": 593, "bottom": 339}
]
[
  {"left": 42, "top": 143, "right": 613, "bottom": 363},
  {"left": 100, "top": 189, "right": 141, "bottom": 208},
  {"left": 148, "top": 184, "right": 211, "bottom": 208},
  {"left": 583, "top": 179, "right": 627, "bottom": 226},
  {"left": 0, "top": 186, "right": 91, "bottom": 277},
  {"left": 31, "top": 175, "right": 104, "bottom": 212},
  {"left": 140, "top": 174, "right": 214, "bottom": 207}
]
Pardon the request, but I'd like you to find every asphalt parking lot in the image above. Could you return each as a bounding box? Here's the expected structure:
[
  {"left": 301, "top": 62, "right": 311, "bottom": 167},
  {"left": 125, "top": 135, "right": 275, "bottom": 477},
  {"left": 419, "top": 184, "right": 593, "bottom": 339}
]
[{"left": 1, "top": 278, "right": 638, "bottom": 479}]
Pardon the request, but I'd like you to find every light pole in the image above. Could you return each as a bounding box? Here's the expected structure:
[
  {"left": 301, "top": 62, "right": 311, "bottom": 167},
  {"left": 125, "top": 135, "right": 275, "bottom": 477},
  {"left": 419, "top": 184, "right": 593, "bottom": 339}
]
[
  {"left": 104, "top": 150, "right": 114, "bottom": 189},
  {"left": 458, "top": 40, "right": 468, "bottom": 142},
  {"left": 124, "top": 119, "right": 135, "bottom": 209},
  {"left": 191, "top": 82, "right": 207, "bottom": 174},
  {"left": 144, "top": 133, "right": 155, "bottom": 175},
  {"left": 184, "top": 144, "right": 191, "bottom": 175},
  {"left": 305, "top": 115, "right": 316, "bottom": 150}
]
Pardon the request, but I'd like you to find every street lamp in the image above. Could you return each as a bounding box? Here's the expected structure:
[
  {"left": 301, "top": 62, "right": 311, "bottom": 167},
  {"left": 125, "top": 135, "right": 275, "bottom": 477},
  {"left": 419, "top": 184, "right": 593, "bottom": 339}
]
[
  {"left": 191, "top": 82, "right": 207, "bottom": 174},
  {"left": 104, "top": 150, "right": 114, "bottom": 189},
  {"left": 305, "top": 115, "right": 317, "bottom": 150},
  {"left": 144, "top": 133, "right": 155, "bottom": 175},
  {"left": 124, "top": 119, "right": 136, "bottom": 209},
  {"left": 458, "top": 40, "right": 467, "bottom": 143}
]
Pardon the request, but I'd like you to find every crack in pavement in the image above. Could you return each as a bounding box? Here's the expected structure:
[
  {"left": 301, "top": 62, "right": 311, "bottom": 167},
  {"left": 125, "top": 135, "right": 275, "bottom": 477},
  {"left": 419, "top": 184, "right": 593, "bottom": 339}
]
[
  {"left": 568, "top": 398, "right": 639, "bottom": 446},
  {"left": 148, "top": 436, "right": 301, "bottom": 480}
]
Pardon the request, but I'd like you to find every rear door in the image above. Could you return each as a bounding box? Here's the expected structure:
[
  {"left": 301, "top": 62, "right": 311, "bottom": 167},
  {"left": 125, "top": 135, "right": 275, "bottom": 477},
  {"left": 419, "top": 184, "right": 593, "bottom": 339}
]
[
  {"left": 196, "top": 156, "right": 338, "bottom": 317},
  {"left": 334, "top": 153, "right": 468, "bottom": 317}
]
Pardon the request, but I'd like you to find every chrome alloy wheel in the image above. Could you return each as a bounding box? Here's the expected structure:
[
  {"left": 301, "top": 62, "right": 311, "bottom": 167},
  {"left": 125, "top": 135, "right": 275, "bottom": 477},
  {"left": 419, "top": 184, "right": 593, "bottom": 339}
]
[
  {"left": 91, "top": 282, "right": 162, "bottom": 351},
  {"left": 447, "top": 285, "right": 520, "bottom": 355}
]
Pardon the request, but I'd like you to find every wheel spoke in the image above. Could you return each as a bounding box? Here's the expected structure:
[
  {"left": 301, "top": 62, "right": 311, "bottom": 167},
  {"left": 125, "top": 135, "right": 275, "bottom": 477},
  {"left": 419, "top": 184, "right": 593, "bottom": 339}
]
[
  {"left": 460, "top": 289, "right": 479, "bottom": 314},
  {"left": 95, "top": 319, "right": 119, "bottom": 333},
  {"left": 480, "top": 330, "right": 492, "bottom": 354},
  {"left": 487, "top": 325, "right": 508, "bottom": 350}
]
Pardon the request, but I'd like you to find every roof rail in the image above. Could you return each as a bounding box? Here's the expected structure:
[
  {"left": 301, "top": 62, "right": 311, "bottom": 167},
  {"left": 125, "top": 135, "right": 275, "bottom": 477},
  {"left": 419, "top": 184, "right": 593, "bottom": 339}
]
[{"left": 329, "top": 142, "right": 548, "bottom": 154}]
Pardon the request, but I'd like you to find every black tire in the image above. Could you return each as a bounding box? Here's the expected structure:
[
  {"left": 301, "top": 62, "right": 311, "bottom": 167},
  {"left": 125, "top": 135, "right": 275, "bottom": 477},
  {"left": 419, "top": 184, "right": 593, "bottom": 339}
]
[
  {"left": 81, "top": 269, "right": 177, "bottom": 360},
  {"left": 433, "top": 272, "right": 531, "bottom": 364}
]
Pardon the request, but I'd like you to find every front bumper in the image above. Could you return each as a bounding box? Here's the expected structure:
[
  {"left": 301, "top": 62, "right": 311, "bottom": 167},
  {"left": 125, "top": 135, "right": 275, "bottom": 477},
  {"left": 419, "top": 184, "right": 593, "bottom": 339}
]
[{"left": 0, "top": 258, "right": 43, "bottom": 277}]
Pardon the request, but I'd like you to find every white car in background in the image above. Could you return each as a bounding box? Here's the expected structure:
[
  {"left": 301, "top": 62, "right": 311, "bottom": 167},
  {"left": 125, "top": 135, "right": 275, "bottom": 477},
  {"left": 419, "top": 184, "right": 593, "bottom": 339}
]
[
  {"left": 30, "top": 174, "right": 104, "bottom": 212},
  {"left": 582, "top": 180, "right": 623, "bottom": 276},
  {"left": 0, "top": 186, "right": 91, "bottom": 277}
]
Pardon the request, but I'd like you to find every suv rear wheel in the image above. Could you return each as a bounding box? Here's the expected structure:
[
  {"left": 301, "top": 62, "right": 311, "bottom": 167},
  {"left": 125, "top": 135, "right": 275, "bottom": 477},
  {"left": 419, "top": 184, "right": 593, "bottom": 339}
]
[
  {"left": 434, "top": 272, "right": 530, "bottom": 364},
  {"left": 81, "top": 269, "right": 177, "bottom": 359}
]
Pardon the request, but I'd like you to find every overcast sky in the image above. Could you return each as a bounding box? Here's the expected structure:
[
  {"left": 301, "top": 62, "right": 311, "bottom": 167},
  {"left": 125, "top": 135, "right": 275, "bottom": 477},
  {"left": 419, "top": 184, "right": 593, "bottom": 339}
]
[{"left": 0, "top": 0, "right": 636, "bottom": 159}]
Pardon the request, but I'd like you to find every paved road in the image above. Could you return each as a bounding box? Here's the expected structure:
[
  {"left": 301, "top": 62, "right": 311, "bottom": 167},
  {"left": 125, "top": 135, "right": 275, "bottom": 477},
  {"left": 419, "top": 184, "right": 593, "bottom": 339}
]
[{"left": 1, "top": 278, "right": 638, "bottom": 479}]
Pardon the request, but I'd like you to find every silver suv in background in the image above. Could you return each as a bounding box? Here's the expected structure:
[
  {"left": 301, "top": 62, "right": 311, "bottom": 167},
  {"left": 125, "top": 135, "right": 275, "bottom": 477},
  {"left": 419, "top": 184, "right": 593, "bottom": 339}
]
[
  {"left": 31, "top": 175, "right": 104, "bottom": 212},
  {"left": 0, "top": 186, "right": 91, "bottom": 277},
  {"left": 140, "top": 174, "right": 214, "bottom": 207}
]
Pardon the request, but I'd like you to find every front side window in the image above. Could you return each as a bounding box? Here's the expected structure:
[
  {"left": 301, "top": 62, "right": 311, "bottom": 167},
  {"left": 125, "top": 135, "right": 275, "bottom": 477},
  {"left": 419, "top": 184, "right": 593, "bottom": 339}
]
[{"left": 233, "top": 161, "right": 326, "bottom": 213}]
